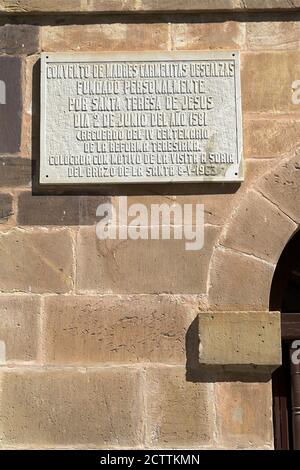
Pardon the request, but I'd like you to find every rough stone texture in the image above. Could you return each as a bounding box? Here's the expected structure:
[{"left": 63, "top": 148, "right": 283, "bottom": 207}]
[
  {"left": 0, "top": 295, "right": 40, "bottom": 362},
  {"left": 0, "top": 0, "right": 297, "bottom": 14},
  {"left": 17, "top": 192, "right": 110, "bottom": 226},
  {"left": 243, "top": 0, "right": 300, "bottom": 10},
  {"left": 21, "top": 54, "right": 38, "bottom": 159},
  {"left": 241, "top": 159, "right": 275, "bottom": 193},
  {"left": 257, "top": 153, "right": 300, "bottom": 223},
  {"left": 0, "top": 368, "right": 143, "bottom": 448},
  {"left": 114, "top": 0, "right": 247, "bottom": 12},
  {"left": 243, "top": 119, "right": 300, "bottom": 159},
  {"left": 242, "top": 52, "right": 300, "bottom": 114},
  {"left": 0, "top": 9, "right": 296, "bottom": 451},
  {"left": 0, "top": 193, "right": 13, "bottom": 224},
  {"left": 43, "top": 295, "right": 198, "bottom": 364},
  {"left": 77, "top": 226, "right": 219, "bottom": 294},
  {"left": 86, "top": 0, "right": 134, "bottom": 10},
  {"left": 0, "top": 229, "right": 73, "bottom": 293},
  {"left": 246, "top": 21, "right": 300, "bottom": 50},
  {"left": 0, "top": 25, "right": 39, "bottom": 55},
  {"left": 220, "top": 190, "right": 297, "bottom": 263},
  {"left": 208, "top": 247, "right": 275, "bottom": 311},
  {"left": 0, "top": 57, "right": 22, "bottom": 153},
  {"left": 0, "top": 157, "right": 31, "bottom": 188},
  {"left": 215, "top": 381, "right": 273, "bottom": 449},
  {"left": 145, "top": 367, "right": 212, "bottom": 448},
  {"left": 79, "top": 195, "right": 112, "bottom": 225},
  {"left": 198, "top": 311, "right": 281, "bottom": 368},
  {"left": 171, "top": 21, "right": 245, "bottom": 50},
  {"left": 114, "top": 194, "right": 235, "bottom": 227},
  {"left": 0, "top": 0, "right": 82, "bottom": 13},
  {"left": 42, "top": 24, "right": 169, "bottom": 52}
]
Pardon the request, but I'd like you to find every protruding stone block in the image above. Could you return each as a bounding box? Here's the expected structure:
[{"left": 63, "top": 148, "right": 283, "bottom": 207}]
[{"left": 198, "top": 311, "right": 281, "bottom": 369}]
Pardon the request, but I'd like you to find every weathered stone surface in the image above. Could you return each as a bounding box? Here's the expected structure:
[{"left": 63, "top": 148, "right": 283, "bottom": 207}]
[
  {"left": 0, "top": 368, "right": 143, "bottom": 447},
  {"left": 145, "top": 366, "right": 212, "bottom": 447},
  {"left": 228, "top": 160, "right": 274, "bottom": 204},
  {"left": 92, "top": 0, "right": 241, "bottom": 11},
  {"left": 0, "top": 157, "right": 31, "bottom": 188},
  {"left": 242, "top": 52, "right": 300, "bottom": 114},
  {"left": 79, "top": 196, "right": 112, "bottom": 225},
  {"left": 43, "top": 295, "right": 198, "bottom": 364},
  {"left": 114, "top": 194, "right": 235, "bottom": 227},
  {"left": 215, "top": 381, "right": 273, "bottom": 449},
  {"left": 0, "top": 0, "right": 296, "bottom": 14},
  {"left": 257, "top": 153, "right": 300, "bottom": 223},
  {"left": 0, "top": 229, "right": 73, "bottom": 293},
  {"left": 77, "top": 226, "right": 219, "bottom": 294},
  {"left": 21, "top": 54, "right": 40, "bottom": 158},
  {"left": 17, "top": 193, "right": 79, "bottom": 226},
  {"left": 221, "top": 190, "right": 297, "bottom": 263},
  {"left": 17, "top": 192, "right": 110, "bottom": 226},
  {"left": 208, "top": 247, "right": 275, "bottom": 311},
  {"left": 0, "top": 295, "right": 40, "bottom": 362},
  {"left": 0, "top": 0, "right": 82, "bottom": 13},
  {"left": 86, "top": 0, "right": 137, "bottom": 11},
  {"left": 243, "top": 119, "right": 300, "bottom": 159},
  {"left": 242, "top": 0, "right": 299, "bottom": 10},
  {"left": 198, "top": 311, "right": 281, "bottom": 368},
  {"left": 0, "top": 25, "right": 39, "bottom": 54},
  {"left": 0, "top": 57, "right": 22, "bottom": 153},
  {"left": 247, "top": 21, "right": 300, "bottom": 50},
  {"left": 0, "top": 5, "right": 297, "bottom": 453},
  {"left": 42, "top": 24, "right": 169, "bottom": 52},
  {"left": 241, "top": 159, "right": 275, "bottom": 191},
  {"left": 0, "top": 193, "right": 13, "bottom": 223},
  {"left": 172, "top": 21, "right": 245, "bottom": 50}
]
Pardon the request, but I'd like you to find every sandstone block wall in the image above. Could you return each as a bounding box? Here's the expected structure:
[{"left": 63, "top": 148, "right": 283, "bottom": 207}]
[{"left": 0, "top": 1, "right": 299, "bottom": 449}]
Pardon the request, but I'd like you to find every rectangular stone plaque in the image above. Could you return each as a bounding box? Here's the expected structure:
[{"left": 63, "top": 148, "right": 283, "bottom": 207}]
[{"left": 40, "top": 52, "right": 243, "bottom": 184}]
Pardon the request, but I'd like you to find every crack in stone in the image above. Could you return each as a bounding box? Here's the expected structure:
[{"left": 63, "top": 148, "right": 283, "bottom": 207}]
[
  {"left": 254, "top": 188, "right": 298, "bottom": 225},
  {"left": 217, "top": 243, "right": 275, "bottom": 267}
]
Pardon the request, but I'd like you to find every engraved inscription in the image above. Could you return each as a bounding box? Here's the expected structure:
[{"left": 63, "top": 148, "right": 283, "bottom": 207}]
[{"left": 40, "top": 52, "right": 243, "bottom": 184}]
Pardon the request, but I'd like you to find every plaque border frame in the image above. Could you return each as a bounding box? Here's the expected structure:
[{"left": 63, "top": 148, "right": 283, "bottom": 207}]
[{"left": 40, "top": 51, "right": 243, "bottom": 185}]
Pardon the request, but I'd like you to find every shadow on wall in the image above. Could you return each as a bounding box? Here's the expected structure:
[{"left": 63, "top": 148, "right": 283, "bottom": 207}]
[{"left": 1, "top": 10, "right": 300, "bottom": 26}]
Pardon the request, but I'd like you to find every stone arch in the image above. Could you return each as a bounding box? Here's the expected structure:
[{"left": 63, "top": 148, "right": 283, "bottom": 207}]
[{"left": 207, "top": 151, "right": 300, "bottom": 311}]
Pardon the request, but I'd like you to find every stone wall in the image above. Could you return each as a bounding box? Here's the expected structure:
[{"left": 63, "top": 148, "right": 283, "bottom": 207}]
[{"left": 0, "top": 1, "right": 299, "bottom": 449}]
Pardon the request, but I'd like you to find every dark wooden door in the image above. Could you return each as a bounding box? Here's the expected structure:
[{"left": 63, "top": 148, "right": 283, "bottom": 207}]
[{"left": 273, "top": 314, "right": 300, "bottom": 449}]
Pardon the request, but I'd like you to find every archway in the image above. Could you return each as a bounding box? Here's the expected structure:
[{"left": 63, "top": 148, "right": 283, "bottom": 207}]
[
  {"left": 208, "top": 150, "right": 300, "bottom": 311},
  {"left": 205, "top": 150, "right": 300, "bottom": 449},
  {"left": 271, "top": 229, "right": 300, "bottom": 450}
]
